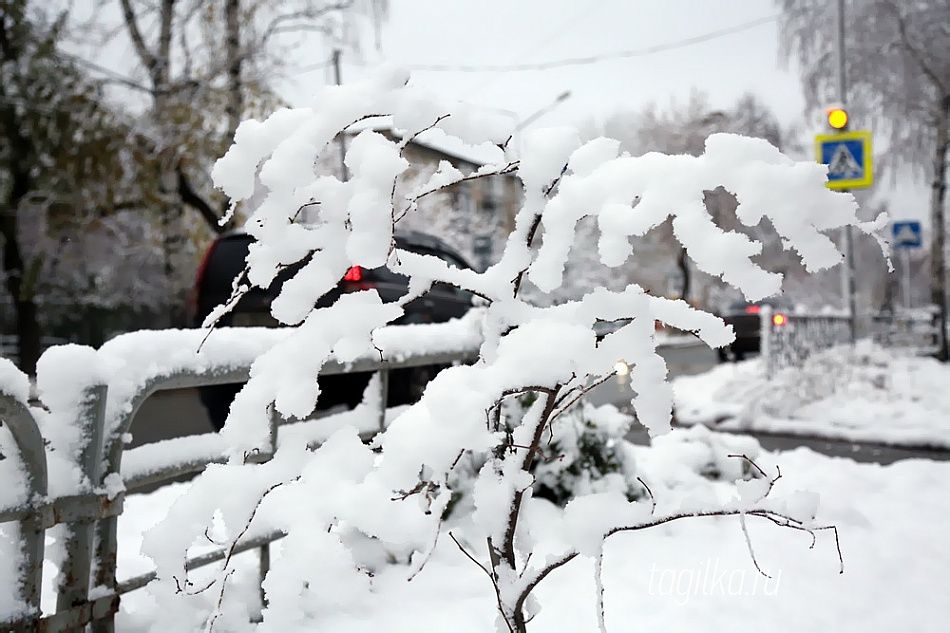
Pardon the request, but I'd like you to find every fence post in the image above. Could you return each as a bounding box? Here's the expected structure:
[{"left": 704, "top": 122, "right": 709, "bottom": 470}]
[
  {"left": 57, "top": 384, "right": 110, "bottom": 629},
  {"left": 258, "top": 541, "right": 271, "bottom": 617},
  {"left": 378, "top": 369, "right": 389, "bottom": 433},
  {"left": 90, "top": 388, "right": 141, "bottom": 633},
  {"left": 760, "top": 305, "right": 774, "bottom": 380},
  {"left": 267, "top": 404, "right": 280, "bottom": 456},
  {"left": 0, "top": 393, "right": 48, "bottom": 622},
  {"left": 255, "top": 402, "right": 282, "bottom": 617}
]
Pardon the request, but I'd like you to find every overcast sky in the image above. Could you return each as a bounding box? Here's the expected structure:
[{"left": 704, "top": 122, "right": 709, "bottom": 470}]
[
  {"left": 280, "top": 0, "right": 807, "bottom": 132},
  {"left": 65, "top": 0, "right": 924, "bottom": 220}
]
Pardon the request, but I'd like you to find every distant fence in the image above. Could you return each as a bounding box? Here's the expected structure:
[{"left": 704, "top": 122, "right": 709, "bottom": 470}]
[
  {"left": 760, "top": 306, "right": 941, "bottom": 378},
  {"left": 0, "top": 336, "right": 71, "bottom": 368},
  {"left": 0, "top": 324, "right": 480, "bottom": 632}
]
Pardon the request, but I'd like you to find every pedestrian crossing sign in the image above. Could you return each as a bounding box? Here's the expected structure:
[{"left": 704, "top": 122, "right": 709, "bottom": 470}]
[
  {"left": 815, "top": 130, "right": 873, "bottom": 190},
  {"left": 892, "top": 221, "right": 922, "bottom": 249}
]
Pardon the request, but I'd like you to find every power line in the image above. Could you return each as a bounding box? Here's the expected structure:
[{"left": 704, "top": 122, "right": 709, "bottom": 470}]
[
  {"left": 408, "top": 14, "right": 779, "bottom": 73},
  {"left": 466, "top": 0, "right": 607, "bottom": 96}
]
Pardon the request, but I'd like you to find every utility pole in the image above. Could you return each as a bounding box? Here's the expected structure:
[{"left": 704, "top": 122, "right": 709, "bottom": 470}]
[
  {"left": 332, "top": 49, "right": 349, "bottom": 182},
  {"left": 836, "top": 0, "right": 858, "bottom": 344}
]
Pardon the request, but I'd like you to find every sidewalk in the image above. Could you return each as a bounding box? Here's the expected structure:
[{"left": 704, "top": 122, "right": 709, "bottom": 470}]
[{"left": 670, "top": 342, "right": 950, "bottom": 451}]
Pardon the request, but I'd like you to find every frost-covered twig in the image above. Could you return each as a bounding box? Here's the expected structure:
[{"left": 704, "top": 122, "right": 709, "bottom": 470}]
[
  {"left": 203, "top": 476, "right": 300, "bottom": 632},
  {"left": 550, "top": 372, "right": 617, "bottom": 421}
]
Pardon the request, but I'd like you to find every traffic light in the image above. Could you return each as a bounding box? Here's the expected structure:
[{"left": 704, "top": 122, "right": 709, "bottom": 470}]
[{"left": 826, "top": 105, "right": 848, "bottom": 131}]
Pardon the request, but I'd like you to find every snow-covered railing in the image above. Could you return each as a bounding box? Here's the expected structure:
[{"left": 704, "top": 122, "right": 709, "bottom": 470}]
[
  {"left": 0, "top": 319, "right": 482, "bottom": 633},
  {"left": 760, "top": 307, "right": 852, "bottom": 379},
  {"left": 868, "top": 307, "right": 941, "bottom": 355},
  {"left": 760, "top": 307, "right": 940, "bottom": 378}
]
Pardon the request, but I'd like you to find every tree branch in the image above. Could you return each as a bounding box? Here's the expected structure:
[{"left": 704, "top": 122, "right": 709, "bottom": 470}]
[
  {"left": 177, "top": 166, "right": 226, "bottom": 233},
  {"left": 118, "top": 0, "right": 157, "bottom": 79},
  {"left": 883, "top": 1, "right": 947, "bottom": 95}
]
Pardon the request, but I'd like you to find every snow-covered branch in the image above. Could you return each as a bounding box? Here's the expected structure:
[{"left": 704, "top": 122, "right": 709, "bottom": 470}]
[{"left": 139, "top": 66, "right": 881, "bottom": 631}]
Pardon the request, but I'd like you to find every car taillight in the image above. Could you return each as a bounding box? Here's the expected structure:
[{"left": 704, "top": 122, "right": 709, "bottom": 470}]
[
  {"left": 187, "top": 237, "right": 220, "bottom": 323},
  {"left": 745, "top": 305, "right": 761, "bottom": 314},
  {"left": 343, "top": 266, "right": 363, "bottom": 282},
  {"left": 772, "top": 313, "right": 788, "bottom": 326}
]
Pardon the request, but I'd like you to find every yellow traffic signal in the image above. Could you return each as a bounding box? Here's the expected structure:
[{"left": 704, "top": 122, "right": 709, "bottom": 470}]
[{"left": 826, "top": 106, "right": 848, "bottom": 130}]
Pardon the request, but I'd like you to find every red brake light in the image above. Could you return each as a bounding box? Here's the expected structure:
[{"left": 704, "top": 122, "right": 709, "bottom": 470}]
[
  {"left": 772, "top": 313, "right": 788, "bottom": 326},
  {"left": 745, "top": 305, "right": 761, "bottom": 314},
  {"left": 343, "top": 266, "right": 363, "bottom": 282}
]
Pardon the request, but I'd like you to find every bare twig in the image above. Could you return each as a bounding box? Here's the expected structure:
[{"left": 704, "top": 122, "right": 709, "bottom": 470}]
[
  {"left": 407, "top": 516, "right": 444, "bottom": 582},
  {"left": 512, "top": 212, "right": 545, "bottom": 297},
  {"left": 594, "top": 545, "right": 608, "bottom": 633},
  {"left": 727, "top": 453, "right": 782, "bottom": 495},
  {"left": 449, "top": 532, "right": 514, "bottom": 633},
  {"left": 204, "top": 476, "right": 300, "bottom": 631},
  {"left": 636, "top": 476, "right": 656, "bottom": 514},
  {"left": 449, "top": 531, "right": 493, "bottom": 581},
  {"left": 550, "top": 372, "right": 617, "bottom": 421},
  {"left": 738, "top": 513, "right": 770, "bottom": 579}
]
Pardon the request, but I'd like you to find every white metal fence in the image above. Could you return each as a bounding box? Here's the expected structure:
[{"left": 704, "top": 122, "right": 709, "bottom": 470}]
[
  {"left": 0, "top": 325, "right": 480, "bottom": 632},
  {"left": 760, "top": 306, "right": 941, "bottom": 378}
]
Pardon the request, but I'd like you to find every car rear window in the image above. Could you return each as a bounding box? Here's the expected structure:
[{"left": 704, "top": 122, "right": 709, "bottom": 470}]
[
  {"left": 729, "top": 298, "right": 792, "bottom": 312},
  {"left": 202, "top": 234, "right": 472, "bottom": 292},
  {"left": 203, "top": 236, "right": 252, "bottom": 291}
]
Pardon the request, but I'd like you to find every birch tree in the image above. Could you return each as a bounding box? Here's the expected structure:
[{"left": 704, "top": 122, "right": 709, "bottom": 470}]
[{"left": 776, "top": 0, "right": 950, "bottom": 357}]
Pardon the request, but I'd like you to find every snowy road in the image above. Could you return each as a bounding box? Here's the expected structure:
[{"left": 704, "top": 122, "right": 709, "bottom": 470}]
[
  {"left": 624, "top": 425, "right": 950, "bottom": 465},
  {"left": 588, "top": 338, "right": 720, "bottom": 409}
]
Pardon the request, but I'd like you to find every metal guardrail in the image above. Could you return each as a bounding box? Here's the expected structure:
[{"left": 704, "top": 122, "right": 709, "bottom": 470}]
[
  {"left": 0, "top": 318, "right": 710, "bottom": 631},
  {"left": 759, "top": 307, "right": 851, "bottom": 379},
  {"left": 0, "top": 324, "right": 481, "bottom": 633},
  {"left": 760, "top": 307, "right": 940, "bottom": 379},
  {"left": 868, "top": 308, "right": 941, "bottom": 354}
]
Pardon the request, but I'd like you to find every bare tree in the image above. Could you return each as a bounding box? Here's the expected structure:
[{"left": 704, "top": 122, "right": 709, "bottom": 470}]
[
  {"left": 776, "top": 0, "right": 950, "bottom": 358},
  {"left": 88, "top": 0, "right": 389, "bottom": 324}
]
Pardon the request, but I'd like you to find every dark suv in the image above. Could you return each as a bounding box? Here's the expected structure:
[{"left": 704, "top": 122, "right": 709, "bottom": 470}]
[
  {"left": 716, "top": 297, "right": 792, "bottom": 361},
  {"left": 190, "top": 229, "right": 476, "bottom": 430}
]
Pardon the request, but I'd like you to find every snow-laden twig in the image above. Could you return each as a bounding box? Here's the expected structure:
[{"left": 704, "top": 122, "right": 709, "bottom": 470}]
[{"left": 143, "top": 66, "right": 875, "bottom": 632}]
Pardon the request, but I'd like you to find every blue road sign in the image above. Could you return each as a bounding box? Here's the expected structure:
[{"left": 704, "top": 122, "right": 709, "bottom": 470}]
[
  {"left": 892, "top": 221, "right": 922, "bottom": 249},
  {"left": 815, "top": 130, "right": 873, "bottom": 189}
]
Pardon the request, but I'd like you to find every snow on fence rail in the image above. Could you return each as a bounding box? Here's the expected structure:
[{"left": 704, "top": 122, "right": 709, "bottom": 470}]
[
  {"left": 0, "top": 318, "right": 482, "bottom": 633},
  {"left": 760, "top": 307, "right": 940, "bottom": 378}
]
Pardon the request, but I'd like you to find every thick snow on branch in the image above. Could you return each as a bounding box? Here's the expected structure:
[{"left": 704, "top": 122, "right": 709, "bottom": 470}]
[{"left": 137, "top": 66, "right": 879, "bottom": 630}]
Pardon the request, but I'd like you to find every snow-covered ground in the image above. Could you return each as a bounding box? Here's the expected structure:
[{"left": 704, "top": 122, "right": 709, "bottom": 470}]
[
  {"left": 106, "top": 429, "right": 950, "bottom": 632},
  {"left": 673, "top": 341, "right": 950, "bottom": 449}
]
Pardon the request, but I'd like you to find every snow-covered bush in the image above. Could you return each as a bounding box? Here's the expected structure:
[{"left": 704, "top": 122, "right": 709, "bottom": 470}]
[
  {"left": 444, "top": 399, "right": 644, "bottom": 517},
  {"left": 530, "top": 401, "right": 643, "bottom": 505},
  {"left": 140, "top": 67, "right": 884, "bottom": 632}
]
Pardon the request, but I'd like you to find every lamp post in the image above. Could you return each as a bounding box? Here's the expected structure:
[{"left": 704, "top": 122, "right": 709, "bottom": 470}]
[{"left": 835, "top": 0, "right": 858, "bottom": 344}]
